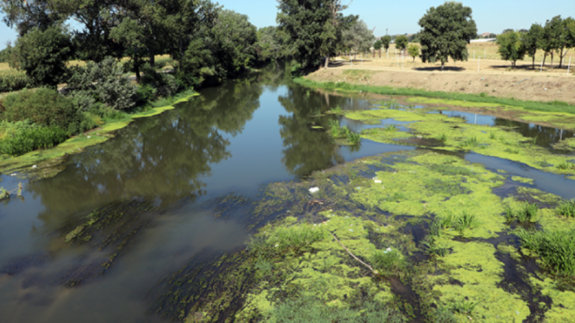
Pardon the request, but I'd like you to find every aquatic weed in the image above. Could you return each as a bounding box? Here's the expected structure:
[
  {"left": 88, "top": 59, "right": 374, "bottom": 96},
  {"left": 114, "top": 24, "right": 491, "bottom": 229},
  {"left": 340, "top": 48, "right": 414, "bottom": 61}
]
[
  {"left": 556, "top": 200, "right": 575, "bottom": 218},
  {"left": 516, "top": 229, "right": 575, "bottom": 276},
  {"left": 347, "top": 131, "right": 362, "bottom": 145},
  {"left": 489, "top": 132, "right": 496, "bottom": 140},
  {"left": 463, "top": 136, "right": 479, "bottom": 147},
  {"left": 505, "top": 203, "right": 539, "bottom": 223},
  {"left": 449, "top": 299, "right": 477, "bottom": 316},
  {"left": 557, "top": 160, "right": 575, "bottom": 170},
  {"left": 432, "top": 306, "right": 458, "bottom": 323},
  {"left": 385, "top": 124, "right": 397, "bottom": 132},
  {"left": 370, "top": 248, "right": 405, "bottom": 277},
  {"left": 455, "top": 211, "right": 478, "bottom": 234},
  {"left": 438, "top": 134, "right": 447, "bottom": 142}
]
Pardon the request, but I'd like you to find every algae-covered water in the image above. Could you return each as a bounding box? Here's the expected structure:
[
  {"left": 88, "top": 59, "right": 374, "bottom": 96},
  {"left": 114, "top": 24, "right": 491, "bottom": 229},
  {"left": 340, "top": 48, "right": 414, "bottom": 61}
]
[{"left": 1, "top": 66, "right": 575, "bottom": 323}]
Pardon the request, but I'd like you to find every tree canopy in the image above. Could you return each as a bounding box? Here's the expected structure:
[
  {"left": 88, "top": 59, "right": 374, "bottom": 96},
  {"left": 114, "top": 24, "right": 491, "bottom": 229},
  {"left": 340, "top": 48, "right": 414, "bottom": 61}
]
[
  {"left": 395, "top": 35, "right": 408, "bottom": 51},
  {"left": 418, "top": 2, "right": 477, "bottom": 70},
  {"left": 342, "top": 20, "right": 374, "bottom": 57},
  {"left": 381, "top": 35, "right": 391, "bottom": 51},
  {"left": 496, "top": 31, "right": 526, "bottom": 69},
  {"left": 276, "top": 0, "right": 357, "bottom": 69}
]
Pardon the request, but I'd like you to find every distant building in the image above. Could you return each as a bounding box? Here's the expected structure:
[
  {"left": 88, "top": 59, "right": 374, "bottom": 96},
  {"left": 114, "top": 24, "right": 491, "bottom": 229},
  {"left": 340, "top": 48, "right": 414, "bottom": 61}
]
[{"left": 481, "top": 32, "right": 491, "bottom": 38}]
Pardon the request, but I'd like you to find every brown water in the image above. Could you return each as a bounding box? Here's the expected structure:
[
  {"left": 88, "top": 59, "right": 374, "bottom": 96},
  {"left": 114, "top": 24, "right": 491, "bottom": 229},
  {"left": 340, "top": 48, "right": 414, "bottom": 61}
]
[{"left": 1, "top": 65, "right": 574, "bottom": 323}]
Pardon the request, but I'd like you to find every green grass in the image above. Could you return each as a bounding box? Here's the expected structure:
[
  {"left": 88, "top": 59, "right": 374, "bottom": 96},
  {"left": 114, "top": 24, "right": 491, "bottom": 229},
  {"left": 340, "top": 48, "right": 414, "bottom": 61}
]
[
  {"left": 556, "top": 200, "right": 575, "bottom": 218},
  {"left": 384, "top": 124, "right": 397, "bottom": 132},
  {"left": 294, "top": 78, "right": 575, "bottom": 115},
  {"left": 450, "top": 299, "right": 477, "bottom": 316},
  {"left": 248, "top": 223, "right": 328, "bottom": 256},
  {"left": 516, "top": 229, "right": 575, "bottom": 276},
  {"left": 557, "top": 160, "right": 575, "bottom": 170},
  {"left": 463, "top": 136, "right": 479, "bottom": 147},
  {"left": 504, "top": 203, "right": 539, "bottom": 223},
  {"left": 455, "top": 211, "right": 478, "bottom": 234},
  {"left": 370, "top": 248, "right": 405, "bottom": 277},
  {"left": 346, "top": 131, "right": 362, "bottom": 145}
]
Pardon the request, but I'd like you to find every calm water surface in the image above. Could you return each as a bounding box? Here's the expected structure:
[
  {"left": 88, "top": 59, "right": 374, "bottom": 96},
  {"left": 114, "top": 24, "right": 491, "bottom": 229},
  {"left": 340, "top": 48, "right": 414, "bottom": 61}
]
[{"left": 0, "top": 66, "right": 574, "bottom": 323}]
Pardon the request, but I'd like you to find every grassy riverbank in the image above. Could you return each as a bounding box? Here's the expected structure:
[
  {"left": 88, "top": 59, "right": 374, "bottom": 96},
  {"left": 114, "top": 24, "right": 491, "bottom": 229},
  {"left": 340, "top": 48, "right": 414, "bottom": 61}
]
[
  {"left": 0, "top": 89, "right": 198, "bottom": 179},
  {"left": 295, "top": 77, "right": 575, "bottom": 117}
]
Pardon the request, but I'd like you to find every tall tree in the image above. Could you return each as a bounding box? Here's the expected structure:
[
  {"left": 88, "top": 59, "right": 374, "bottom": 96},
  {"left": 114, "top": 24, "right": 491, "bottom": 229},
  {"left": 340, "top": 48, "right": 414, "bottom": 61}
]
[
  {"left": 395, "top": 35, "right": 408, "bottom": 52},
  {"left": 0, "top": 0, "right": 64, "bottom": 36},
  {"left": 277, "top": 0, "right": 356, "bottom": 70},
  {"left": 342, "top": 20, "right": 374, "bottom": 60},
  {"left": 9, "top": 25, "right": 72, "bottom": 86},
  {"left": 418, "top": 2, "right": 477, "bottom": 70},
  {"left": 524, "top": 23, "right": 544, "bottom": 69},
  {"left": 496, "top": 30, "right": 526, "bottom": 69},
  {"left": 381, "top": 35, "right": 391, "bottom": 53},
  {"left": 541, "top": 16, "right": 563, "bottom": 68},
  {"left": 557, "top": 17, "right": 575, "bottom": 68}
]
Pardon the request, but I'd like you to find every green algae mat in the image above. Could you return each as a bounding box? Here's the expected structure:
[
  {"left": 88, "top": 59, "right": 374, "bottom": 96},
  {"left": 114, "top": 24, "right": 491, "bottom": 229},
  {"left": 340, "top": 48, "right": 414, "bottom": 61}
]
[{"left": 141, "top": 150, "right": 575, "bottom": 322}]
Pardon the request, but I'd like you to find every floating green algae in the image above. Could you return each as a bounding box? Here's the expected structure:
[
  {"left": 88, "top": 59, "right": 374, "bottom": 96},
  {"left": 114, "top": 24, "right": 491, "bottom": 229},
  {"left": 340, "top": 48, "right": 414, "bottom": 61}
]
[
  {"left": 148, "top": 149, "right": 575, "bottom": 322},
  {"left": 511, "top": 176, "right": 535, "bottom": 184}
]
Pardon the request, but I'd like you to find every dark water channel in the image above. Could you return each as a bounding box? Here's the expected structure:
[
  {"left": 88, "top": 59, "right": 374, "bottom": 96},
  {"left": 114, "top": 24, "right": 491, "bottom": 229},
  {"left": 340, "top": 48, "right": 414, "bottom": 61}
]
[{"left": 0, "top": 66, "right": 574, "bottom": 323}]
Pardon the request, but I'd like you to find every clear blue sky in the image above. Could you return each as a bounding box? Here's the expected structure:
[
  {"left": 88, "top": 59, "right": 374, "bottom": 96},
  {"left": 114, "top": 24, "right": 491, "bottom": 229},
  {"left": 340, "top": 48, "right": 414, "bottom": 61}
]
[{"left": 1, "top": 0, "right": 574, "bottom": 50}]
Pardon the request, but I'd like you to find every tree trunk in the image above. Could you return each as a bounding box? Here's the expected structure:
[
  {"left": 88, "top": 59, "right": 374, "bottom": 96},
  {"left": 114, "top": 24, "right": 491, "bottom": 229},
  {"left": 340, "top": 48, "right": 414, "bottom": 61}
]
[
  {"left": 372, "top": 50, "right": 375, "bottom": 58},
  {"left": 532, "top": 56, "right": 535, "bottom": 69},
  {"left": 441, "top": 62, "right": 444, "bottom": 71},
  {"left": 550, "top": 52, "right": 554, "bottom": 68},
  {"left": 559, "top": 49, "right": 564, "bottom": 68},
  {"left": 379, "top": 49, "right": 381, "bottom": 58},
  {"left": 542, "top": 53, "right": 547, "bottom": 66},
  {"left": 325, "top": 54, "right": 329, "bottom": 68},
  {"left": 135, "top": 61, "right": 141, "bottom": 83},
  {"left": 149, "top": 52, "right": 155, "bottom": 68}
]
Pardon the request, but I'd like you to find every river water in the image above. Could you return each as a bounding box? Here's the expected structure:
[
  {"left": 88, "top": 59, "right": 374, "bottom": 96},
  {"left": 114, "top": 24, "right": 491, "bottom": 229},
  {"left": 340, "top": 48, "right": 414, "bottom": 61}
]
[{"left": 0, "top": 65, "right": 574, "bottom": 322}]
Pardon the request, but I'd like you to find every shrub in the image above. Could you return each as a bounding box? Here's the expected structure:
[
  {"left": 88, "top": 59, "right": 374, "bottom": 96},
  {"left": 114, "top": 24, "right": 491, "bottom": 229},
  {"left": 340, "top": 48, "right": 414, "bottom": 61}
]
[
  {"left": 0, "top": 126, "right": 68, "bottom": 156},
  {"left": 10, "top": 26, "right": 73, "bottom": 87},
  {"left": 0, "top": 70, "right": 31, "bottom": 92},
  {"left": 0, "top": 88, "right": 85, "bottom": 133},
  {"left": 67, "top": 57, "right": 137, "bottom": 110},
  {"left": 141, "top": 64, "right": 180, "bottom": 98}
]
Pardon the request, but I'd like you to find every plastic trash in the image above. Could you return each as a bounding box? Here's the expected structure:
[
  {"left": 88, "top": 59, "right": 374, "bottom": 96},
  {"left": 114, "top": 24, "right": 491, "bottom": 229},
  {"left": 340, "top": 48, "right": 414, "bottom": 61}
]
[
  {"left": 309, "top": 187, "right": 320, "bottom": 193},
  {"left": 32, "top": 165, "right": 37, "bottom": 169},
  {"left": 374, "top": 180, "right": 382, "bottom": 184}
]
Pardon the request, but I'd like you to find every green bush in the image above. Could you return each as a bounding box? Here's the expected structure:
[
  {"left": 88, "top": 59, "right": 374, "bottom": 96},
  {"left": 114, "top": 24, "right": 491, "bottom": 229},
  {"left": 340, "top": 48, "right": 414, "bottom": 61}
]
[
  {"left": 0, "top": 70, "right": 31, "bottom": 92},
  {"left": 0, "top": 88, "right": 86, "bottom": 134},
  {"left": 141, "top": 64, "right": 180, "bottom": 98},
  {"left": 67, "top": 57, "right": 137, "bottom": 110},
  {"left": 0, "top": 126, "right": 68, "bottom": 156}
]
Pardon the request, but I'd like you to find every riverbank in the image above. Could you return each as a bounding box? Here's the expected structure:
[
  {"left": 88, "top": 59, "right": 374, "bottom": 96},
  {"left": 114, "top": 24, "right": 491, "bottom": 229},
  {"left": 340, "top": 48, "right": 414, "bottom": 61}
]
[
  {"left": 306, "top": 67, "right": 575, "bottom": 105},
  {"left": 0, "top": 90, "right": 199, "bottom": 179}
]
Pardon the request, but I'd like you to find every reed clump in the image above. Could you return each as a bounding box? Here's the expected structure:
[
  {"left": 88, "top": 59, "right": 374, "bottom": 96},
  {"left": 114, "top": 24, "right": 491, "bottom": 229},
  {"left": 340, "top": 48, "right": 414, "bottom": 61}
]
[{"left": 516, "top": 229, "right": 575, "bottom": 276}]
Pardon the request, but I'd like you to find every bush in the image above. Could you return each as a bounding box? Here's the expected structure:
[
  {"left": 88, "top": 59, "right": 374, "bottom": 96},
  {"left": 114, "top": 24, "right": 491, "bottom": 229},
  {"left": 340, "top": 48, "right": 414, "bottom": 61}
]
[
  {"left": 10, "top": 26, "right": 73, "bottom": 87},
  {"left": 0, "top": 88, "right": 86, "bottom": 133},
  {"left": 135, "top": 84, "right": 156, "bottom": 104},
  {"left": 0, "top": 126, "right": 68, "bottom": 156},
  {"left": 141, "top": 64, "right": 180, "bottom": 98},
  {"left": 67, "top": 57, "right": 137, "bottom": 110},
  {"left": 0, "top": 70, "right": 31, "bottom": 92}
]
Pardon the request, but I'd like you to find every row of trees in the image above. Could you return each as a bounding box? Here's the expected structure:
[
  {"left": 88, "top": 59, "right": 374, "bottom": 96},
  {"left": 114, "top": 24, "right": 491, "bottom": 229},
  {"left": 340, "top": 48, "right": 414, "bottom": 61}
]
[
  {"left": 0, "top": 0, "right": 268, "bottom": 88},
  {"left": 497, "top": 16, "right": 575, "bottom": 69}
]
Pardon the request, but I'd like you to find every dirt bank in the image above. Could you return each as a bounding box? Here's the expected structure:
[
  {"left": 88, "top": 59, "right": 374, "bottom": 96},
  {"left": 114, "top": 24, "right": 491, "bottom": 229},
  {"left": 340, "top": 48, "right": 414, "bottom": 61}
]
[{"left": 307, "top": 68, "right": 575, "bottom": 104}]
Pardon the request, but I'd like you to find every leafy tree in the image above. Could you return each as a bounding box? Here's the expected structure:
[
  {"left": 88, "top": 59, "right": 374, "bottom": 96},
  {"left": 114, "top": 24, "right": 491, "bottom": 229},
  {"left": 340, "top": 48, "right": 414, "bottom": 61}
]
[
  {"left": 395, "top": 35, "right": 408, "bottom": 52},
  {"left": 10, "top": 25, "right": 72, "bottom": 86},
  {"left": 381, "top": 35, "right": 391, "bottom": 52},
  {"left": 277, "top": 0, "right": 357, "bottom": 69},
  {"left": 418, "top": 2, "right": 477, "bottom": 70},
  {"left": 374, "top": 40, "right": 382, "bottom": 50},
  {"left": 342, "top": 20, "right": 374, "bottom": 60},
  {"left": 557, "top": 17, "right": 575, "bottom": 68},
  {"left": 496, "top": 31, "right": 526, "bottom": 69},
  {"left": 502, "top": 28, "right": 514, "bottom": 34},
  {"left": 0, "top": 0, "right": 65, "bottom": 36},
  {"left": 524, "top": 23, "right": 544, "bottom": 69},
  {"left": 407, "top": 44, "right": 419, "bottom": 62},
  {"left": 541, "top": 16, "right": 563, "bottom": 67}
]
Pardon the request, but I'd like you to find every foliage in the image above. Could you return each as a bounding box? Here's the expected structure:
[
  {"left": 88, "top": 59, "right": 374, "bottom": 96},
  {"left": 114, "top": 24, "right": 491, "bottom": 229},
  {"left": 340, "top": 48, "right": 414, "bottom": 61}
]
[
  {"left": 381, "top": 35, "right": 391, "bottom": 51},
  {"left": 524, "top": 24, "right": 544, "bottom": 68},
  {"left": 277, "top": 0, "right": 357, "bottom": 69},
  {"left": 373, "top": 40, "right": 382, "bottom": 50},
  {"left": 9, "top": 25, "right": 73, "bottom": 86},
  {"left": 141, "top": 65, "right": 180, "bottom": 99},
  {"left": 394, "top": 35, "right": 408, "bottom": 51},
  {"left": 504, "top": 203, "right": 539, "bottom": 223},
  {"left": 370, "top": 248, "right": 405, "bottom": 276},
  {"left": 0, "top": 126, "right": 68, "bottom": 156},
  {"left": 556, "top": 200, "right": 575, "bottom": 218},
  {"left": 496, "top": 31, "right": 527, "bottom": 68},
  {"left": 342, "top": 20, "right": 374, "bottom": 55},
  {"left": 418, "top": 2, "right": 477, "bottom": 70},
  {"left": 0, "top": 69, "right": 31, "bottom": 92},
  {"left": 407, "top": 44, "right": 419, "bottom": 61},
  {"left": 0, "top": 88, "right": 88, "bottom": 133},
  {"left": 516, "top": 229, "right": 575, "bottom": 276},
  {"left": 67, "top": 57, "right": 137, "bottom": 110}
]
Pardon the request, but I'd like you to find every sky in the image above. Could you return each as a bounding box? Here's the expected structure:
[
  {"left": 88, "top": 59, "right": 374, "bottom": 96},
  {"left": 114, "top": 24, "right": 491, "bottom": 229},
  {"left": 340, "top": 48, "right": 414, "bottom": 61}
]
[{"left": 0, "top": 0, "right": 574, "bottom": 50}]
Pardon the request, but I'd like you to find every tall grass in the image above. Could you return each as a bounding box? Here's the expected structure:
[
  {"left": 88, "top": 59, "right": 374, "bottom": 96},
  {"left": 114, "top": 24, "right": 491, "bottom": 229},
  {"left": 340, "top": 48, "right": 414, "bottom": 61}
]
[
  {"left": 556, "top": 200, "right": 575, "bottom": 218},
  {"left": 248, "top": 223, "right": 328, "bottom": 256},
  {"left": 556, "top": 160, "right": 575, "bottom": 171},
  {"left": 370, "top": 248, "right": 405, "bottom": 276},
  {"left": 346, "top": 131, "right": 361, "bottom": 145},
  {"left": 0, "top": 126, "right": 69, "bottom": 156},
  {"left": 516, "top": 229, "right": 575, "bottom": 276},
  {"left": 504, "top": 203, "right": 539, "bottom": 223},
  {"left": 0, "top": 69, "right": 30, "bottom": 92},
  {"left": 294, "top": 78, "right": 575, "bottom": 115}
]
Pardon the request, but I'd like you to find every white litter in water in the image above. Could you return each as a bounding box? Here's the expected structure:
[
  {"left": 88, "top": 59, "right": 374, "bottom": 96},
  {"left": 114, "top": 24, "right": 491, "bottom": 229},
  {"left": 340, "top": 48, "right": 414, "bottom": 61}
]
[
  {"left": 87, "top": 136, "right": 91, "bottom": 139},
  {"left": 10, "top": 173, "right": 17, "bottom": 177},
  {"left": 374, "top": 180, "right": 382, "bottom": 184},
  {"left": 349, "top": 229, "right": 354, "bottom": 232},
  {"left": 309, "top": 187, "right": 320, "bottom": 193},
  {"left": 32, "top": 165, "right": 37, "bottom": 169}
]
